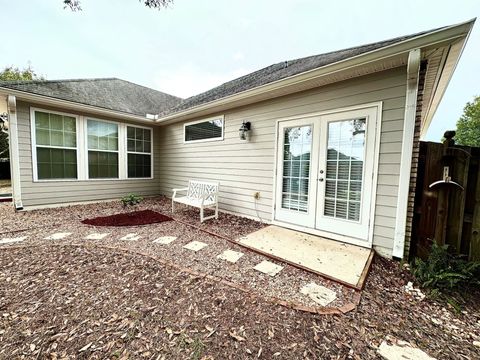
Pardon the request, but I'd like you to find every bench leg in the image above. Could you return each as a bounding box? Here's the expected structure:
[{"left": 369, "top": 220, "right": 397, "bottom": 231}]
[
  {"left": 172, "top": 199, "right": 175, "bottom": 213},
  {"left": 215, "top": 202, "right": 219, "bottom": 219}
]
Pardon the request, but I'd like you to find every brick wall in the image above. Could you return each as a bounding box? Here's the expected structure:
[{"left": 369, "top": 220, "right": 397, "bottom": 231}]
[{"left": 404, "top": 61, "right": 427, "bottom": 258}]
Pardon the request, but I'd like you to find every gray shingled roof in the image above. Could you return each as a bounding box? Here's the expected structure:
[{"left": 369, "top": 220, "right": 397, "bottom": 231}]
[
  {"left": 0, "top": 25, "right": 445, "bottom": 118},
  {"left": 0, "top": 78, "right": 182, "bottom": 116},
  {"left": 162, "top": 26, "right": 444, "bottom": 116}
]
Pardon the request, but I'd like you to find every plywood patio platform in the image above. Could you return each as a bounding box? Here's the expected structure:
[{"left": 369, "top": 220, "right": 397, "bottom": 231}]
[{"left": 237, "top": 226, "right": 374, "bottom": 289}]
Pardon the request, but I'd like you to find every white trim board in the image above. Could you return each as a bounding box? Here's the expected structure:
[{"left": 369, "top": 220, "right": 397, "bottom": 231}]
[{"left": 7, "top": 95, "right": 23, "bottom": 210}]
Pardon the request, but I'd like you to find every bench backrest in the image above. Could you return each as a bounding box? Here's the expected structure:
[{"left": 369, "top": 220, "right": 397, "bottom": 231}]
[{"left": 187, "top": 180, "right": 219, "bottom": 202}]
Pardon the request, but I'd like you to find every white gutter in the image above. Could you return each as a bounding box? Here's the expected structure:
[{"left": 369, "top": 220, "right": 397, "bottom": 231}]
[
  {"left": 392, "top": 49, "right": 421, "bottom": 259},
  {"left": 156, "top": 19, "right": 474, "bottom": 124},
  {"left": 0, "top": 88, "right": 157, "bottom": 125},
  {"left": 7, "top": 95, "right": 23, "bottom": 210}
]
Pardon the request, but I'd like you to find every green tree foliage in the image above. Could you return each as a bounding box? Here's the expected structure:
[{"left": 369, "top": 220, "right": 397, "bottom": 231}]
[
  {"left": 0, "top": 65, "right": 43, "bottom": 82},
  {"left": 0, "top": 131, "right": 8, "bottom": 159},
  {"left": 0, "top": 65, "right": 44, "bottom": 159},
  {"left": 455, "top": 96, "right": 480, "bottom": 147},
  {"left": 64, "top": 0, "right": 173, "bottom": 11}
]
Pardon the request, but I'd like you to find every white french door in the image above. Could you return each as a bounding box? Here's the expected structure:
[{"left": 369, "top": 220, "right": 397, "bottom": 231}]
[
  {"left": 274, "top": 106, "right": 379, "bottom": 246},
  {"left": 274, "top": 117, "right": 319, "bottom": 228}
]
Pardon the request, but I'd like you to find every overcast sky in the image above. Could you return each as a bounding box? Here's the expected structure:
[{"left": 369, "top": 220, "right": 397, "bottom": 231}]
[{"left": 1, "top": 0, "right": 479, "bottom": 141}]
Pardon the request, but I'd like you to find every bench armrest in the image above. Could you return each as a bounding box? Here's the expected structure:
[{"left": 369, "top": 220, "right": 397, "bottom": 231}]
[{"left": 172, "top": 187, "right": 189, "bottom": 199}]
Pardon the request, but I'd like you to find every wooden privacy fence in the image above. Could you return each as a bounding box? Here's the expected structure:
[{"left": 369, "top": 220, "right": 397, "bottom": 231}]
[{"left": 411, "top": 133, "right": 480, "bottom": 261}]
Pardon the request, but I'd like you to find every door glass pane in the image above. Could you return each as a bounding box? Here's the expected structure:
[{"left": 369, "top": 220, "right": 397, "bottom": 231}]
[
  {"left": 323, "top": 118, "right": 366, "bottom": 221},
  {"left": 281, "top": 125, "right": 312, "bottom": 212}
]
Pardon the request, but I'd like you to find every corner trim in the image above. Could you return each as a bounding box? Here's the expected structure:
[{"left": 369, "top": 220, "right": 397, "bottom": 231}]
[
  {"left": 392, "top": 49, "right": 421, "bottom": 258},
  {"left": 7, "top": 95, "right": 23, "bottom": 210}
]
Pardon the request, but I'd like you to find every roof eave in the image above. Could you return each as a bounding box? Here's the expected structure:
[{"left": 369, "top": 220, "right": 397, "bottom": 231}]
[
  {"left": 420, "top": 20, "right": 475, "bottom": 137},
  {"left": 156, "top": 18, "right": 475, "bottom": 125},
  {"left": 0, "top": 87, "right": 158, "bottom": 124}
]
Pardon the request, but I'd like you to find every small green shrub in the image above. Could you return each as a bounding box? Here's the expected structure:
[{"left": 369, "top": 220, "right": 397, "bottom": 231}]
[
  {"left": 121, "top": 193, "right": 143, "bottom": 207},
  {"left": 412, "top": 243, "right": 480, "bottom": 291}
]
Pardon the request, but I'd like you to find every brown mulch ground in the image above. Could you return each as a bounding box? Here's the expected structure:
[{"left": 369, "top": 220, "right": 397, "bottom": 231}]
[
  {"left": 0, "top": 198, "right": 479, "bottom": 359},
  {"left": 81, "top": 209, "right": 173, "bottom": 226},
  {"left": 0, "top": 198, "right": 356, "bottom": 310}
]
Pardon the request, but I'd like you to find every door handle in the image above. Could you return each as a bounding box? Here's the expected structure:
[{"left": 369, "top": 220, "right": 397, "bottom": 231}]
[{"left": 318, "top": 178, "right": 324, "bottom": 182}]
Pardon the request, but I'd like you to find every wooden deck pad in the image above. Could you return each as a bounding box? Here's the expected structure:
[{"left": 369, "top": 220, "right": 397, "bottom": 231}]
[{"left": 237, "top": 226, "right": 373, "bottom": 288}]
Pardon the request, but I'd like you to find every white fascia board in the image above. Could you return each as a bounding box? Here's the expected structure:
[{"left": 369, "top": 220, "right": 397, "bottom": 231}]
[
  {"left": 156, "top": 19, "right": 475, "bottom": 124},
  {"left": 0, "top": 88, "right": 159, "bottom": 125}
]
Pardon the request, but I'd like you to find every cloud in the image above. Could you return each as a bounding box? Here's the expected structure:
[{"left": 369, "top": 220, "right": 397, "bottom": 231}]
[{"left": 152, "top": 64, "right": 251, "bottom": 98}]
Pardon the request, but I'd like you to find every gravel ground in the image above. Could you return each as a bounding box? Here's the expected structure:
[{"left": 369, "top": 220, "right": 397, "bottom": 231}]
[{"left": 1, "top": 198, "right": 479, "bottom": 359}]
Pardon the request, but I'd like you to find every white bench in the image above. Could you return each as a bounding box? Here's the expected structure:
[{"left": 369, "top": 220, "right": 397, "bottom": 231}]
[{"left": 172, "top": 180, "right": 219, "bottom": 222}]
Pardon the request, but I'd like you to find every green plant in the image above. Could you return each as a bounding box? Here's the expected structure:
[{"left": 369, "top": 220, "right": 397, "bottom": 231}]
[
  {"left": 412, "top": 243, "right": 480, "bottom": 291},
  {"left": 121, "top": 193, "right": 143, "bottom": 207}
]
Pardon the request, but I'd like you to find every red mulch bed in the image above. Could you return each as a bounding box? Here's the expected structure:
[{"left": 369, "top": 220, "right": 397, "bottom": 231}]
[{"left": 82, "top": 209, "right": 172, "bottom": 226}]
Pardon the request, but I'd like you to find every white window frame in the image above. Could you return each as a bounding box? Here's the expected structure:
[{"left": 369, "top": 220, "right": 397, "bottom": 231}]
[
  {"left": 85, "top": 117, "right": 122, "bottom": 180},
  {"left": 30, "top": 107, "right": 81, "bottom": 182},
  {"left": 126, "top": 124, "right": 154, "bottom": 180},
  {"left": 183, "top": 115, "right": 224, "bottom": 144},
  {"left": 30, "top": 107, "right": 154, "bottom": 182}
]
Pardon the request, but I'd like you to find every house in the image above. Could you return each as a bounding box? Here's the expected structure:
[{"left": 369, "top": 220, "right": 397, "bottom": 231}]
[{"left": 0, "top": 20, "right": 475, "bottom": 259}]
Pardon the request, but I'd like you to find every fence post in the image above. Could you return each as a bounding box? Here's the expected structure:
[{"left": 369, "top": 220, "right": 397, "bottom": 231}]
[
  {"left": 444, "top": 132, "right": 470, "bottom": 252},
  {"left": 471, "top": 162, "right": 480, "bottom": 261}
]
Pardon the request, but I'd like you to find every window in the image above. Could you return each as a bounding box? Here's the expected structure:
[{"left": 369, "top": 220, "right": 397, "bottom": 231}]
[
  {"left": 32, "top": 108, "right": 154, "bottom": 182},
  {"left": 34, "top": 110, "right": 78, "bottom": 180},
  {"left": 184, "top": 116, "right": 224, "bottom": 142},
  {"left": 87, "top": 119, "right": 119, "bottom": 178},
  {"left": 127, "top": 126, "right": 152, "bottom": 178}
]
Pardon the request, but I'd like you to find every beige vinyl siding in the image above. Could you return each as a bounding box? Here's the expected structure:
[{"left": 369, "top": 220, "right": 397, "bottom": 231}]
[
  {"left": 16, "top": 101, "right": 161, "bottom": 207},
  {"left": 158, "top": 67, "right": 407, "bottom": 256}
]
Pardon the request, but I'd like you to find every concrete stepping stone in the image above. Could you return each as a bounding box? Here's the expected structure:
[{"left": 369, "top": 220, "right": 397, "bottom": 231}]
[
  {"left": 217, "top": 249, "right": 244, "bottom": 263},
  {"left": 183, "top": 241, "right": 208, "bottom": 252},
  {"left": 153, "top": 236, "right": 177, "bottom": 245},
  {"left": 378, "top": 339, "right": 436, "bottom": 359},
  {"left": 84, "top": 233, "right": 109, "bottom": 240},
  {"left": 45, "top": 232, "right": 72, "bottom": 240},
  {"left": 120, "top": 233, "right": 140, "bottom": 241},
  {"left": 253, "top": 260, "right": 283, "bottom": 276},
  {"left": 0, "top": 236, "right": 27, "bottom": 244},
  {"left": 300, "top": 282, "right": 337, "bottom": 306}
]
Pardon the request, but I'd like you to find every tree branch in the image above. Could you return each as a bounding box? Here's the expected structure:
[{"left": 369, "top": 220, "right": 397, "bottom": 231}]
[{"left": 63, "top": 0, "right": 173, "bottom": 11}]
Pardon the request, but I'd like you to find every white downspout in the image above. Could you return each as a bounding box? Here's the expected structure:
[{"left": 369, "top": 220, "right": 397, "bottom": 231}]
[
  {"left": 7, "top": 95, "right": 23, "bottom": 210},
  {"left": 392, "top": 49, "right": 421, "bottom": 259}
]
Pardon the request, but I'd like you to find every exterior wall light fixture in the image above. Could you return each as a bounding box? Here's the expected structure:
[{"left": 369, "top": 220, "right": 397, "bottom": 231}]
[{"left": 239, "top": 121, "right": 251, "bottom": 141}]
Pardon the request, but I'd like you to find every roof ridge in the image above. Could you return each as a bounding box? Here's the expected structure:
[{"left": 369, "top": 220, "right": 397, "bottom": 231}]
[
  {"left": 285, "top": 25, "right": 447, "bottom": 64},
  {"left": 116, "top": 78, "right": 183, "bottom": 100},
  {"left": 0, "top": 77, "right": 118, "bottom": 85},
  {"left": 0, "top": 77, "right": 183, "bottom": 101},
  {"left": 177, "top": 27, "right": 443, "bottom": 104}
]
